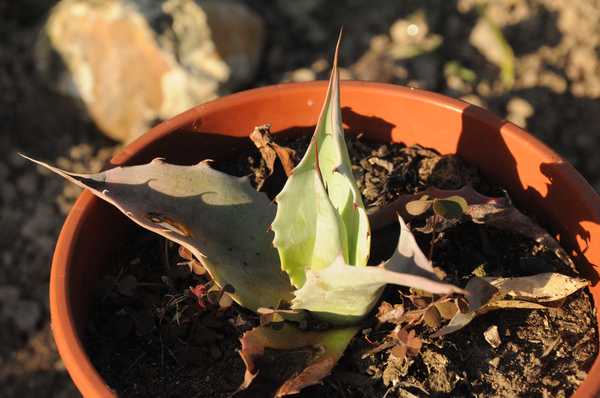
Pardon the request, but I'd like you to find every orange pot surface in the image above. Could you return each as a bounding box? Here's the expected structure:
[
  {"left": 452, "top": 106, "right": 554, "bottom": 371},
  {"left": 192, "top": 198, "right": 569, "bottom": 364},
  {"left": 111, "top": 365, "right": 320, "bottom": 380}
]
[{"left": 50, "top": 81, "right": 600, "bottom": 398}]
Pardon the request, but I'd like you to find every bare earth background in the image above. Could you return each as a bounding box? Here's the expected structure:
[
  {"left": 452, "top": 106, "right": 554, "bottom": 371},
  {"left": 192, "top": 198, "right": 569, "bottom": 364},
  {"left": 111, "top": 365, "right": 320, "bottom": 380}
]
[{"left": 1, "top": 0, "right": 600, "bottom": 396}]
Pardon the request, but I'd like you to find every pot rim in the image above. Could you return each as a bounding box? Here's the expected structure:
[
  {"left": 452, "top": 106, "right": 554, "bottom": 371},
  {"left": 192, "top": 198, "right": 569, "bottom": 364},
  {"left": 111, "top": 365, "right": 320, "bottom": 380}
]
[{"left": 50, "top": 80, "right": 600, "bottom": 398}]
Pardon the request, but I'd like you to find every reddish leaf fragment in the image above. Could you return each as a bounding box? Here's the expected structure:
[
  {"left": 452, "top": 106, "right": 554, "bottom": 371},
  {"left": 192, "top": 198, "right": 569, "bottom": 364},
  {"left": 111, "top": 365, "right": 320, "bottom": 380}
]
[
  {"left": 190, "top": 284, "right": 209, "bottom": 310},
  {"left": 391, "top": 327, "right": 422, "bottom": 358}
]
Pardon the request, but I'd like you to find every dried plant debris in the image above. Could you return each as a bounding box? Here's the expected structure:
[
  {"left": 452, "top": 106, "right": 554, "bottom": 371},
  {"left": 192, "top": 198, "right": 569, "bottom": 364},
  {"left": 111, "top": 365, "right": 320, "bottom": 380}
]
[
  {"left": 238, "top": 324, "right": 358, "bottom": 397},
  {"left": 370, "top": 185, "right": 575, "bottom": 270},
  {"left": 249, "top": 124, "right": 297, "bottom": 187},
  {"left": 433, "top": 274, "right": 588, "bottom": 337},
  {"left": 483, "top": 325, "right": 501, "bottom": 348}
]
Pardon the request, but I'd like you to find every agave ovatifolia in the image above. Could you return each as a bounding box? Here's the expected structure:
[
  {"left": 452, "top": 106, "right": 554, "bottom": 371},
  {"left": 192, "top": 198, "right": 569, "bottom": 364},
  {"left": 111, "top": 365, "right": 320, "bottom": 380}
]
[{"left": 26, "top": 37, "right": 465, "bottom": 396}]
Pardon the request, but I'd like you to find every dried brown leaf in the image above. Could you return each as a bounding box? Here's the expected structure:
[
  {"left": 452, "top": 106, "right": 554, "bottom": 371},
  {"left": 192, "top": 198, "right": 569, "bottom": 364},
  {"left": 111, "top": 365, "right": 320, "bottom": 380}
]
[
  {"left": 238, "top": 324, "right": 358, "bottom": 397},
  {"left": 249, "top": 124, "right": 296, "bottom": 179},
  {"left": 369, "top": 185, "right": 506, "bottom": 230},
  {"left": 432, "top": 273, "right": 587, "bottom": 337},
  {"left": 390, "top": 344, "right": 408, "bottom": 361},
  {"left": 483, "top": 325, "right": 501, "bottom": 348},
  {"left": 422, "top": 306, "right": 442, "bottom": 329},
  {"left": 434, "top": 300, "right": 459, "bottom": 320},
  {"left": 368, "top": 185, "right": 574, "bottom": 269},
  {"left": 484, "top": 273, "right": 588, "bottom": 302},
  {"left": 377, "top": 301, "right": 406, "bottom": 324}
]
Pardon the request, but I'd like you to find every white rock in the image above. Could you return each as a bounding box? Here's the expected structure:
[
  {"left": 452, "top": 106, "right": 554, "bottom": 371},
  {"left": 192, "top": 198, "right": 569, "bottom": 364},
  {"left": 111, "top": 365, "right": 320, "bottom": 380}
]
[
  {"left": 507, "top": 97, "right": 534, "bottom": 127},
  {"left": 286, "top": 68, "right": 316, "bottom": 83},
  {"left": 36, "top": 0, "right": 265, "bottom": 142}
]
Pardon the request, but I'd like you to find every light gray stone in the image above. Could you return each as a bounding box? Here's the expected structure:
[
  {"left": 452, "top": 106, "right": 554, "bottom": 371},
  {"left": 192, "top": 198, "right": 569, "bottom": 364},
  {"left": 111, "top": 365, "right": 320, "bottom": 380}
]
[{"left": 36, "top": 0, "right": 265, "bottom": 142}]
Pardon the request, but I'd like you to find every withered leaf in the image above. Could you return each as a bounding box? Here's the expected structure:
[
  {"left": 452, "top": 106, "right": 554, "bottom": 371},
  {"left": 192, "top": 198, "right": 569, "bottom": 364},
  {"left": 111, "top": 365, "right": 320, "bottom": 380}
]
[
  {"left": 484, "top": 273, "right": 588, "bottom": 302},
  {"left": 249, "top": 124, "right": 297, "bottom": 180},
  {"left": 422, "top": 306, "right": 442, "bottom": 329},
  {"left": 483, "top": 325, "right": 501, "bottom": 348},
  {"left": 432, "top": 273, "right": 588, "bottom": 337},
  {"left": 238, "top": 324, "right": 358, "bottom": 397},
  {"left": 434, "top": 299, "right": 459, "bottom": 320},
  {"left": 377, "top": 301, "right": 406, "bottom": 324},
  {"left": 369, "top": 185, "right": 574, "bottom": 269}
]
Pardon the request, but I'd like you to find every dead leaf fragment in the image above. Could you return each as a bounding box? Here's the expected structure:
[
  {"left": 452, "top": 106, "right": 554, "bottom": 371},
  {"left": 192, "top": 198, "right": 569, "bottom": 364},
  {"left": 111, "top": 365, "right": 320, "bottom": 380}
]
[
  {"left": 377, "top": 301, "right": 405, "bottom": 324},
  {"left": 433, "top": 273, "right": 588, "bottom": 337},
  {"left": 249, "top": 124, "right": 297, "bottom": 180},
  {"left": 422, "top": 306, "right": 442, "bottom": 329},
  {"left": 483, "top": 325, "right": 501, "bottom": 348},
  {"left": 369, "top": 185, "right": 506, "bottom": 231},
  {"left": 238, "top": 324, "right": 358, "bottom": 397},
  {"left": 434, "top": 300, "right": 459, "bottom": 320},
  {"left": 368, "top": 185, "right": 574, "bottom": 270},
  {"left": 484, "top": 273, "right": 588, "bottom": 302}
]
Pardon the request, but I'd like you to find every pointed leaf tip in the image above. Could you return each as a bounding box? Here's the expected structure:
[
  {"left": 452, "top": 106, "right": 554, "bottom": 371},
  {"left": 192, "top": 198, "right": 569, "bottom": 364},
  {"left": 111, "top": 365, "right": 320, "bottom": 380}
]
[{"left": 272, "top": 34, "right": 370, "bottom": 288}]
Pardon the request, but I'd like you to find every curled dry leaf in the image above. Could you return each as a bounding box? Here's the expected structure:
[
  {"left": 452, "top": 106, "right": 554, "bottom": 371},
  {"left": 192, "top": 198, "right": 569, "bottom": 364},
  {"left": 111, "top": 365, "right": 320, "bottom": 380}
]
[
  {"left": 249, "top": 124, "right": 297, "bottom": 179},
  {"left": 369, "top": 185, "right": 506, "bottom": 230},
  {"left": 406, "top": 195, "right": 468, "bottom": 220},
  {"left": 483, "top": 325, "right": 501, "bottom": 348},
  {"left": 377, "top": 301, "right": 405, "bottom": 324},
  {"left": 23, "top": 155, "right": 294, "bottom": 311},
  {"left": 433, "top": 273, "right": 588, "bottom": 337},
  {"left": 238, "top": 323, "right": 358, "bottom": 397},
  {"left": 378, "top": 295, "right": 460, "bottom": 331},
  {"left": 389, "top": 328, "right": 422, "bottom": 363},
  {"left": 369, "top": 185, "right": 574, "bottom": 269},
  {"left": 484, "top": 273, "right": 589, "bottom": 302}
]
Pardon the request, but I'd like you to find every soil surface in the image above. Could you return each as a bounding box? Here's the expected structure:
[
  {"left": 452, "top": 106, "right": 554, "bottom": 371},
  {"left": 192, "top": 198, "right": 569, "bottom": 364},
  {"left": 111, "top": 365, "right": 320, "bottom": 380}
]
[
  {"left": 3, "top": 1, "right": 600, "bottom": 397},
  {"left": 86, "top": 134, "right": 597, "bottom": 398}
]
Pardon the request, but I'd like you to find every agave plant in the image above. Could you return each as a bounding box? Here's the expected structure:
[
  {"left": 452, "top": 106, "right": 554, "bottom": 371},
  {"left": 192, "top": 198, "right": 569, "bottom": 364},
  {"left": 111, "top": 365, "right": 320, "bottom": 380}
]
[{"left": 26, "top": 37, "right": 587, "bottom": 397}]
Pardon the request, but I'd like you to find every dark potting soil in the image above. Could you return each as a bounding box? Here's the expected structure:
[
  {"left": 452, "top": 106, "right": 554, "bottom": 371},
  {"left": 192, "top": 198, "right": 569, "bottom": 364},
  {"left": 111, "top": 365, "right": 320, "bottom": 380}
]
[{"left": 86, "top": 133, "right": 598, "bottom": 398}]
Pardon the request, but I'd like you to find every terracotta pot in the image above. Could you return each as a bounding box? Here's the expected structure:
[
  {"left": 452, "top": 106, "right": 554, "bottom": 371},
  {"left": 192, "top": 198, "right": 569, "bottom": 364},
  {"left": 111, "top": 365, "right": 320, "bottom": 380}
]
[{"left": 50, "top": 81, "right": 600, "bottom": 397}]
